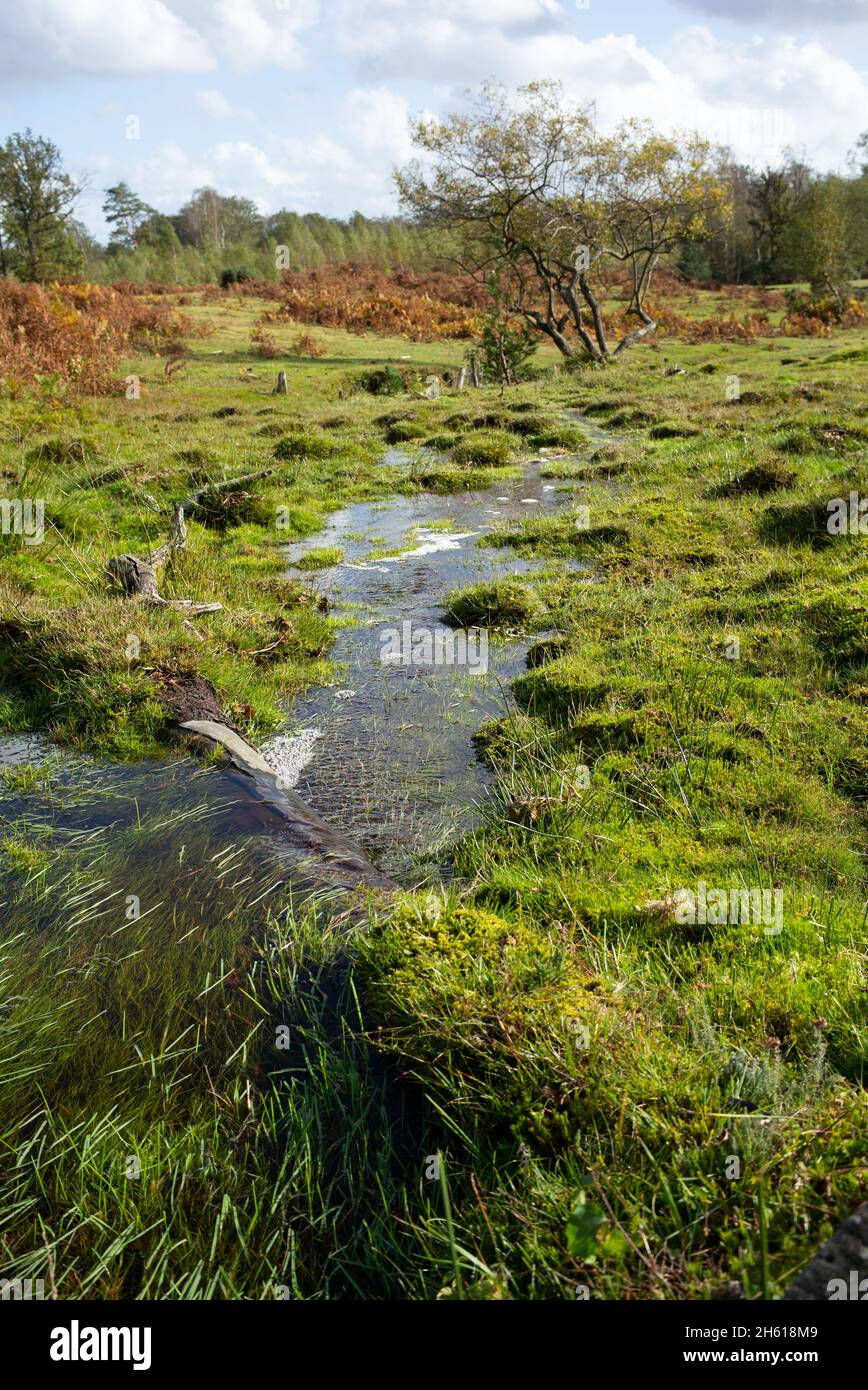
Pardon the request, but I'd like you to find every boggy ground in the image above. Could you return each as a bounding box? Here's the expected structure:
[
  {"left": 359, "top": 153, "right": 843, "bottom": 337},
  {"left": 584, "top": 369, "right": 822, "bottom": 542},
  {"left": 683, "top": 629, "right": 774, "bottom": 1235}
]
[{"left": 0, "top": 297, "right": 865, "bottom": 1299}]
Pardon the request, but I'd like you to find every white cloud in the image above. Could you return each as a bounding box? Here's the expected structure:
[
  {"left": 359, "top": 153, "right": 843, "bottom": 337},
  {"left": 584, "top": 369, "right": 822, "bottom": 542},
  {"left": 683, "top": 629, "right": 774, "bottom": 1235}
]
[
  {"left": 200, "top": 0, "right": 319, "bottom": 72},
  {"left": 134, "top": 139, "right": 216, "bottom": 208},
  {"left": 0, "top": 0, "right": 214, "bottom": 77},
  {"left": 334, "top": 10, "right": 868, "bottom": 170},
  {"left": 343, "top": 87, "right": 416, "bottom": 160},
  {"left": 0, "top": 0, "right": 318, "bottom": 79},
  {"left": 195, "top": 89, "right": 254, "bottom": 120}
]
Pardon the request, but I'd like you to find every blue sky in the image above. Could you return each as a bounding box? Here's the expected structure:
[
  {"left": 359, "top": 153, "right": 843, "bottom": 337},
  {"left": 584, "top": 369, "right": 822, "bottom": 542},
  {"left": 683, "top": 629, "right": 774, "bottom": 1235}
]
[{"left": 0, "top": 0, "right": 866, "bottom": 239}]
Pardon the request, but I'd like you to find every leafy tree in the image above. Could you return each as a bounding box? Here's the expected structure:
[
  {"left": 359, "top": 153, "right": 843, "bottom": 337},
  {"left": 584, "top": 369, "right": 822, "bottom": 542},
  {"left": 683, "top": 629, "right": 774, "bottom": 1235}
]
[
  {"left": 0, "top": 130, "right": 82, "bottom": 281},
  {"left": 174, "top": 187, "right": 263, "bottom": 250},
  {"left": 747, "top": 168, "right": 798, "bottom": 282},
  {"left": 784, "top": 179, "right": 856, "bottom": 306},
  {"left": 102, "top": 182, "right": 156, "bottom": 252},
  {"left": 396, "top": 82, "right": 727, "bottom": 361}
]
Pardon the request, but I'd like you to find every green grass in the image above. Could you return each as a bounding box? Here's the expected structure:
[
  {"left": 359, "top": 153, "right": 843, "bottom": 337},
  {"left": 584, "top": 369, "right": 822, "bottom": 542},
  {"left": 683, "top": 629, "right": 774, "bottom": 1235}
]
[{"left": 0, "top": 296, "right": 866, "bottom": 1300}]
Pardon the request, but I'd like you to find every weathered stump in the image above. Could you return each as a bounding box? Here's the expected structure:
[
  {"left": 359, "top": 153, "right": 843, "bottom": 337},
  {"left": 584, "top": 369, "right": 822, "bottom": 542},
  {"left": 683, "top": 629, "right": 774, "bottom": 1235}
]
[{"left": 273, "top": 370, "right": 288, "bottom": 395}]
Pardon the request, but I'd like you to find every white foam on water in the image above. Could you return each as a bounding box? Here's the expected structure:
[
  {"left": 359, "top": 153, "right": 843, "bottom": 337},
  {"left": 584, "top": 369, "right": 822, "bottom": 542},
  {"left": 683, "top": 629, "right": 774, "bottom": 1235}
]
[
  {"left": 334, "top": 689, "right": 355, "bottom": 700},
  {"left": 521, "top": 498, "right": 540, "bottom": 504},
  {"left": 379, "top": 528, "right": 477, "bottom": 560},
  {"left": 261, "top": 727, "right": 323, "bottom": 788}
]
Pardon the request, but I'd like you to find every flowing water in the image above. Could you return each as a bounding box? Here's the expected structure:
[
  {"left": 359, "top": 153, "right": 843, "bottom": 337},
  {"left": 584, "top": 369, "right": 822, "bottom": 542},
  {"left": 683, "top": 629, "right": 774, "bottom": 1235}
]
[{"left": 0, "top": 414, "right": 608, "bottom": 912}]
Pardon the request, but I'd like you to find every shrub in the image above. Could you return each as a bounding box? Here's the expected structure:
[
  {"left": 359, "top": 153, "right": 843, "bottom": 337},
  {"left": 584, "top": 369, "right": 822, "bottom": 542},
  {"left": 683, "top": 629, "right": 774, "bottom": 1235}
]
[
  {"left": 0, "top": 279, "right": 209, "bottom": 393},
  {"left": 291, "top": 332, "right": 326, "bottom": 358},
  {"left": 220, "top": 268, "right": 253, "bottom": 289},
  {"left": 250, "top": 326, "right": 279, "bottom": 358}
]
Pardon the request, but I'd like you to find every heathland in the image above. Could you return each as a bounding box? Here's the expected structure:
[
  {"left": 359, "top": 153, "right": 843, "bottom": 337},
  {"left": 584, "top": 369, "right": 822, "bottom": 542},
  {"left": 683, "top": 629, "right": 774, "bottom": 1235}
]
[{"left": 0, "top": 270, "right": 865, "bottom": 1299}]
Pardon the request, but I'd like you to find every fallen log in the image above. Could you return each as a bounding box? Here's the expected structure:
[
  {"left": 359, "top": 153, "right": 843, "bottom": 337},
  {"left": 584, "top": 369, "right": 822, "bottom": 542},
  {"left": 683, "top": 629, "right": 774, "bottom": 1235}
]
[
  {"left": 178, "top": 468, "right": 274, "bottom": 516},
  {"left": 145, "top": 669, "right": 393, "bottom": 891},
  {"left": 178, "top": 717, "right": 395, "bottom": 891}
]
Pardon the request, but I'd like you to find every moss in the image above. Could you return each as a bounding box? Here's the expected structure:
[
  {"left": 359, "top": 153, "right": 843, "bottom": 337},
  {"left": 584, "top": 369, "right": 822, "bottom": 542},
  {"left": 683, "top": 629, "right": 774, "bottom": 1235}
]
[
  {"left": 526, "top": 634, "right": 570, "bottom": 668},
  {"left": 412, "top": 464, "right": 495, "bottom": 492},
  {"left": 800, "top": 592, "right": 868, "bottom": 670},
  {"left": 25, "top": 437, "right": 96, "bottom": 465},
  {"left": 648, "top": 421, "right": 702, "bottom": 439},
  {"left": 528, "top": 426, "right": 586, "bottom": 450},
  {"left": 422, "top": 432, "right": 458, "bottom": 451},
  {"left": 384, "top": 420, "right": 429, "bottom": 444},
  {"left": 758, "top": 499, "right": 838, "bottom": 548}
]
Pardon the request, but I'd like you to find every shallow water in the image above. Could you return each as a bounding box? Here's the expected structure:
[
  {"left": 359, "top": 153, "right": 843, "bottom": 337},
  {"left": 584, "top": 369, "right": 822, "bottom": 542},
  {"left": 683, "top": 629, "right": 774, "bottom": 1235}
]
[
  {"left": 1, "top": 413, "right": 608, "bottom": 902},
  {"left": 277, "top": 453, "right": 591, "bottom": 874}
]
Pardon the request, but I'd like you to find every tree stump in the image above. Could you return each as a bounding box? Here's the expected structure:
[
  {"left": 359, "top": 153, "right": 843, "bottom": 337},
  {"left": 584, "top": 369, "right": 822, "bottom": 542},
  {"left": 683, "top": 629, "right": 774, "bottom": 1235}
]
[
  {"left": 107, "top": 554, "right": 161, "bottom": 600},
  {"left": 273, "top": 370, "right": 288, "bottom": 395}
]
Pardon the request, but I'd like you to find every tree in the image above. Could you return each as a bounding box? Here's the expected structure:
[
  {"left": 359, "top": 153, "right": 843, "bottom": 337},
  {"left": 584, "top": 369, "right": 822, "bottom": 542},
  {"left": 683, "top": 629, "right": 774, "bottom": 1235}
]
[
  {"left": 784, "top": 179, "right": 856, "bottom": 307},
  {"left": 0, "top": 130, "right": 82, "bottom": 282},
  {"left": 396, "top": 82, "right": 728, "bottom": 362},
  {"left": 174, "top": 187, "right": 262, "bottom": 250},
  {"left": 747, "top": 168, "right": 797, "bottom": 282},
  {"left": 102, "top": 182, "right": 155, "bottom": 252}
]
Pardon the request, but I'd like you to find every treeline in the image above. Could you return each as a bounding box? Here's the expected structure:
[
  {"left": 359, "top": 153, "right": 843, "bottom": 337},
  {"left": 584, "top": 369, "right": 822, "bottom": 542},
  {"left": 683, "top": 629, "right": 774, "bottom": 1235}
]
[
  {"left": 680, "top": 143, "right": 868, "bottom": 289},
  {"left": 0, "top": 132, "right": 440, "bottom": 285},
  {"left": 0, "top": 127, "right": 866, "bottom": 290},
  {"left": 89, "top": 185, "right": 440, "bottom": 282}
]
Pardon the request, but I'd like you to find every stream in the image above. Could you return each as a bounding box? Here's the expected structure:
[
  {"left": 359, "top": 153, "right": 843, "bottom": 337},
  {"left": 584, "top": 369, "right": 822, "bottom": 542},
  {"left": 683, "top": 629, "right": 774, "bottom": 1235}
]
[{"left": 0, "top": 414, "right": 608, "bottom": 910}]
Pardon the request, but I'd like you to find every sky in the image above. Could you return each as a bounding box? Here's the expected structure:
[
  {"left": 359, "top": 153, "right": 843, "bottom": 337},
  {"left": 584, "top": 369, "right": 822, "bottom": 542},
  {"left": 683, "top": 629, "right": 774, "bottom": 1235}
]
[{"left": 0, "top": 0, "right": 866, "bottom": 240}]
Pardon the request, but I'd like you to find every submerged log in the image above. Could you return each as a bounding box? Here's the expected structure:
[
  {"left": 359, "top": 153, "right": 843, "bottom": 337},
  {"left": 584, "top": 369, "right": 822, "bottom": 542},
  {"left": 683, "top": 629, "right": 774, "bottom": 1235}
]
[
  {"left": 148, "top": 664, "right": 394, "bottom": 891},
  {"left": 178, "top": 717, "right": 394, "bottom": 891}
]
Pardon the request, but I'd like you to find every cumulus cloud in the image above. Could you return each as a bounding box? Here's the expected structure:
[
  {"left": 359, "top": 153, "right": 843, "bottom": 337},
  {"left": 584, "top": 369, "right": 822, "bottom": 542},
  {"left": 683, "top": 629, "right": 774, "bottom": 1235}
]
[
  {"left": 134, "top": 139, "right": 216, "bottom": 208},
  {"left": 334, "top": 9, "right": 868, "bottom": 169},
  {"left": 0, "top": 0, "right": 213, "bottom": 78},
  {"left": 0, "top": 0, "right": 318, "bottom": 79}
]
